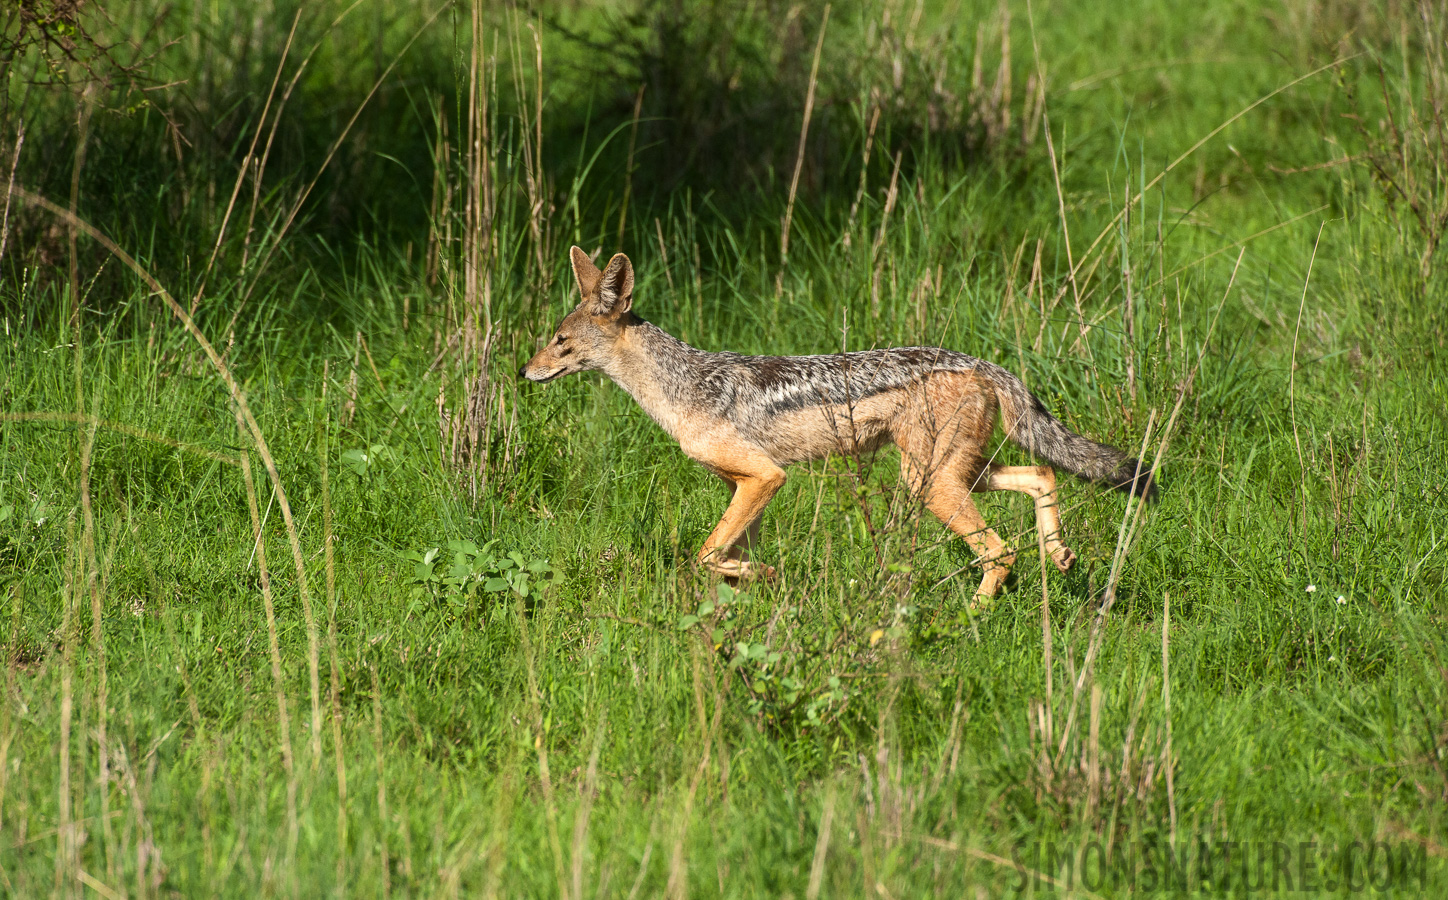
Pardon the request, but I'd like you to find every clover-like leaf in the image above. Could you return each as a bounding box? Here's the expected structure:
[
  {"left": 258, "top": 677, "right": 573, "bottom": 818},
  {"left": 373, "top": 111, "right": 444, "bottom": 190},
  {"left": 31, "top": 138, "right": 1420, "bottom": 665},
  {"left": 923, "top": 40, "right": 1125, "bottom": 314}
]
[{"left": 340, "top": 448, "right": 371, "bottom": 477}]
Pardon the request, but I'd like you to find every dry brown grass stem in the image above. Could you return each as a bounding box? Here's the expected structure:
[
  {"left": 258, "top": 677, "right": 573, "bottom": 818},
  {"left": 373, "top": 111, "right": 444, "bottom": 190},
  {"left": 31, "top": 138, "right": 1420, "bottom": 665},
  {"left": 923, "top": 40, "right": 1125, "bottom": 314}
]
[
  {"left": 624, "top": 825, "right": 657, "bottom": 900},
  {"left": 805, "top": 783, "right": 836, "bottom": 900},
  {"left": 14, "top": 183, "right": 328, "bottom": 760},
  {"left": 9, "top": 185, "right": 318, "bottom": 845},
  {"left": 0, "top": 125, "right": 23, "bottom": 266},
  {"left": 616, "top": 85, "right": 647, "bottom": 250},
  {"left": 509, "top": 13, "right": 549, "bottom": 289},
  {"left": 236, "top": 1, "right": 359, "bottom": 273},
  {"left": 1062, "top": 56, "right": 1352, "bottom": 302},
  {"left": 236, "top": 3, "right": 447, "bottom": 314},
  {"left": 869, "top": 150, "right": 904, "bottom": 317},
  {"left": 1, "top": 411, "right": 242, "bottom": 466},
  {"left": 1289, "top": 222, "right": 1326, "bottom": 549},
  {"left": 514, "top": 595, "right": 571, "bottom": 900},
  {"left": 1162, "top": 590, "right": 1176, "bottom": 840},
  {"left": 570, "top": 711, "right": 607, "bottom": 900},
  {"left": 1037, "top": 486, "right": 1053, "bottom": 754},
  {"left": 666, "top": 653, "right": 724, "bottom": 900},
  {"left": 319, "top": 368, "right": 349, "bottom": 896},
  {"left": 1052, "top": 248, "right": 1240, "bottom": 771},
  {"left": 233, "top": 413, "right": 300, "bottom": 877},
  {"left": 55, "top": 521, "right": 80, "bottom": 893},
  {"left": 439, "top": 0, "right": 509, "bottom": 497},
  {"left": 1025, "top": 0, "right": 1093, "bottom": 364},
  {"left": 781, "top": 4, "right": 831, "bottom": 270},
  {"left": 1051, "top": 409, "right": 1155, "bottom": 770},
  {"left": 1146, "top": 204, "right": 1326, "bottom": 292},
  {"left": 370, "top": 664, "right": 392, "bottom": 900},
  {"left": 63, "top": 247, "right": 108, "bottom": 891},
  {"left": 67, "top": 86, "right": 96, "bottom": 308},
  {"left": 844, "top": 105, "right": 881, "bottom": 243},
  {"left": 76, "top": 385, "right": 117, "bottom": 883},
  {"left": 189, "top": 7, "right": 303, "bottom": 315},
  {"left": 465, "top": 0, "right": 494, "bottom": 347}
]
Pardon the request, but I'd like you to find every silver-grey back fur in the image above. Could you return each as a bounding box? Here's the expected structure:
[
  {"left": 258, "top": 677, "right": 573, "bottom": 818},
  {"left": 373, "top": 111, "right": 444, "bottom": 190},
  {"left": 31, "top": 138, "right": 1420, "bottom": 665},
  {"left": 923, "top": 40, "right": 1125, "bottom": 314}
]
[{"left": 626, "top": 319, "right": 1158, "bottom": 500}]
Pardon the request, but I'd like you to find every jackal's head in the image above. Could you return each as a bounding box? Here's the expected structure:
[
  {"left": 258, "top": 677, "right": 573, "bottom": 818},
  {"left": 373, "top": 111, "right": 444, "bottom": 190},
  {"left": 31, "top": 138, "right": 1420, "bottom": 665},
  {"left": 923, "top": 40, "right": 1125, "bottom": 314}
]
[{"left": 519, "top": 246, "right": 635, "bottom": 383}]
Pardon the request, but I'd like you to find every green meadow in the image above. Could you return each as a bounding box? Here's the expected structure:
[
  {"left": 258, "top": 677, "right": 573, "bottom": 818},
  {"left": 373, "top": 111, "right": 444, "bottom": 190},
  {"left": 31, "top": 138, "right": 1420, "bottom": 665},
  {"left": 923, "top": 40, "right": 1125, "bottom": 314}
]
[{"left": 1, "top": 0, "right": 1445, "bottom": 895}]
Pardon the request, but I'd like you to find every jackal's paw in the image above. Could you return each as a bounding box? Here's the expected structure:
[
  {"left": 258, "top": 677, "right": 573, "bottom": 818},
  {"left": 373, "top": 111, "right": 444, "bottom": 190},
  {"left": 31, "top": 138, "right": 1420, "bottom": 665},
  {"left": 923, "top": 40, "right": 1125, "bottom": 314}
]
[
  {"left": 705, "top": 559, "right": 778, "bottom": 583},
  {"left": 1050, "top": 545, "right": 1077, "bottom": 573}
]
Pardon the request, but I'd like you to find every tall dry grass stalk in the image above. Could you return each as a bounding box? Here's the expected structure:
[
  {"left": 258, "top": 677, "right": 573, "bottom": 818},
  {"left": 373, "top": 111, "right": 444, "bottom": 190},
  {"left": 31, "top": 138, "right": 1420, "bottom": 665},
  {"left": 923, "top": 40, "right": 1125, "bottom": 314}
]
[
  {"left": 0, "top": 125, "right": 22, "bottom": 266},
  {"left": 666, "top": 652, "right": 724, "bottom": 900},
  {"left": 570, "top": 712, "right": 607, "bottom": 900},
  {"left": 66, "top": 86, "right": 95, "bottom": 310},
  {"left": 779, "top": 3, "right": 831, "bottom": 290},
  {"left": 616, "top": 85, "right": 646, "bottom": 250},
  {"left": 1289, "top": 224, "right": 1326, "bottom": 555},
  {"left": 1060, "top": 56, "right": 1348, "bottom": 308},
  {"left": 320, "top": 367, "right": 350, "bottom": 896},
  {"left": 7, "top": 184, "right": 328, "bottom": 892},
  {"left": 0, "top": 584, "right": 19, "bottom": 835},
  {"left": 55, "top": 518, "right": 79, "bottom": 894},
  {"left": 513, "top": 595, "right": 571, "bottom": 898},
  {"left": 1024, "top": 0, "right": 1094, "bottom": 366},
  {"left": 77, "top": 391, "right": 114, "bottom": 883},
  {"left": 234, "top": 410, "right": 301, "bottom": 876},
  {"left": 464, "top": 0, "right": 495, "bottom": 352},
  {"left": 438, "top": 0, "right": 513, "bottom": 501},
  {"left": 511, "top": 13, "right": 550, "bottom": 291},
  {"left": 191, "top": 8, "right": 302, "bottom": 314},
  {"left": 1024, "top": 249, "right": 1237, "bottom": 826},
  {"left": 370, "top": 664, "right": 392, "bottom": 900},
  {"left": 805, "top": 783, "right": 836, "bottom": 899},
  {"left": 228, "top": 2, "right": 445, "bottom": 341},
  {"left": 29, "top": 114, "right": 340, "bottom": 784},
  {"left": 1162, "top": 590, "right": 1175, "bottom": 839},
  {"left": 1346, "top": 0, "right": 1448, "bottom": 279}
]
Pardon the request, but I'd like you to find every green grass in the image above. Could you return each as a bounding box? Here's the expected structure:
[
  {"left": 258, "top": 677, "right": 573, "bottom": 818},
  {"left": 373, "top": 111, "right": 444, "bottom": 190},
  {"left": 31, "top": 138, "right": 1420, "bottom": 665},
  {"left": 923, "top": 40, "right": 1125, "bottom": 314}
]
[{"left": 2, "top": 0, "right": 1446, "bottom": 895}]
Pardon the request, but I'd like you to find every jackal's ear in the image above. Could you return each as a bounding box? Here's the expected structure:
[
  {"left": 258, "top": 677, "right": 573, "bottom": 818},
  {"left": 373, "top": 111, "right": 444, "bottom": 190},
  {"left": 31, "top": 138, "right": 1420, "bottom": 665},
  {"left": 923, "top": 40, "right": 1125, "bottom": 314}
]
[
  {"left": 570, "top": 245, "right": 602, "bottom": 298},
  {"left": 590, "top": 252, "right": 634, "bottom": 318}
]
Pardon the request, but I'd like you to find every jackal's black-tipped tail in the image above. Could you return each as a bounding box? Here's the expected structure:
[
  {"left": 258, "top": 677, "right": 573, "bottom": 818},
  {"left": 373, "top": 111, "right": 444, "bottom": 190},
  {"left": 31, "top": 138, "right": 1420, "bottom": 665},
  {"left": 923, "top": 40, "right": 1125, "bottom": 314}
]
[
  {"left": 1105, "top": 457, "right": 1161, "bottom": 502},
  {"left": 983, "top": 362, "right": 1162, "bottom": 502}
]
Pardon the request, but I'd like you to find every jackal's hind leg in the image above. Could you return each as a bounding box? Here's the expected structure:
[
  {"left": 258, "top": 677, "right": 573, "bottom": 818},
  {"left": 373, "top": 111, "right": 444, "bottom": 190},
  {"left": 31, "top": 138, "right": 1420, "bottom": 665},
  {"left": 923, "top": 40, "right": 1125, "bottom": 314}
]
[
  {"left": 696, "top": 460, "right": 786, "bottom": 582},
  {"left": 899, "top": 455, "right": 1016, "bottom": 607},
  {"left": 980, "top": 465, "right": 1075, "bottom": 572}
]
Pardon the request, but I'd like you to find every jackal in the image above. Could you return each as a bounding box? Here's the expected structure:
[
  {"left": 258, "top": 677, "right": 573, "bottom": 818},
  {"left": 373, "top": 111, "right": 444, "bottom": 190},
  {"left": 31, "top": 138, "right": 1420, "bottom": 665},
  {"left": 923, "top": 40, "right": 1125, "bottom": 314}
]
[{"left": 521, "top": 247, "right": 1158, "bottom": 606}]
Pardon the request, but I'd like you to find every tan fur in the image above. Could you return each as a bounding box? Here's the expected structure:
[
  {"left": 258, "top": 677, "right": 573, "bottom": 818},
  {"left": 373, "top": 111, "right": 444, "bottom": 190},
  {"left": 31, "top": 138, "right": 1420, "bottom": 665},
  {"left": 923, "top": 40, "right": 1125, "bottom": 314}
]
[{"left": 522, "top": 248, "right": 1091, "bottom": 607}]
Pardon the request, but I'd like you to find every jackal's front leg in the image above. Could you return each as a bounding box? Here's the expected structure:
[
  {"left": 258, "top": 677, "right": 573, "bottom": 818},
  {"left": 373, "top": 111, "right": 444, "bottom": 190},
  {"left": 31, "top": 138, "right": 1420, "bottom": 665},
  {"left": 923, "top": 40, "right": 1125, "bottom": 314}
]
[{"left": 696, "top": 462, "right": 787, "bottom": 582}]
